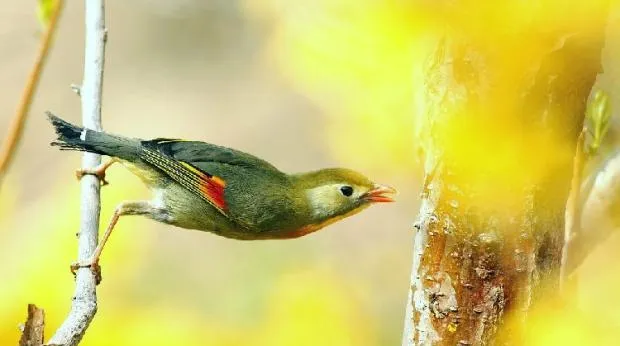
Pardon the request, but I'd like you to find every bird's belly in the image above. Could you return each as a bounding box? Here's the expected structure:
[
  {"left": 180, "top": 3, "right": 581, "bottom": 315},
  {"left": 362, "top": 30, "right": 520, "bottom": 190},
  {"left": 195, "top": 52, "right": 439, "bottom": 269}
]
[
  {"left": 155, "top": 183, "right": 357, "bottom": 241},
  {"left": 157, "top": 183, "right": 260, "bottom": 240},
  {"left": 121, "top": 160, "right": 165, "bottom": 186},
  {"left": 118, "top": 161, "right": 271, "bottom": 240}
]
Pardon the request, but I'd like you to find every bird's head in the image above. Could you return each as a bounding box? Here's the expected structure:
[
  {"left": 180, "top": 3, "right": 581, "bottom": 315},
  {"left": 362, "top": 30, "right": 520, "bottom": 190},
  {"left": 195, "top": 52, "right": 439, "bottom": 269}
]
[{"left": 292, "top": 168, "right": 397, "bottom": 224}]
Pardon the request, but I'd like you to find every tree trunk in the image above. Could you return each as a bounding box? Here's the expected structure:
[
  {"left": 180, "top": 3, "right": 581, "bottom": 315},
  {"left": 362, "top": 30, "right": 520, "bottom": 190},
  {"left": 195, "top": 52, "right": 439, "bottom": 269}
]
[{"left": 402, "top": 2, "right": 610, "bottom": 345}]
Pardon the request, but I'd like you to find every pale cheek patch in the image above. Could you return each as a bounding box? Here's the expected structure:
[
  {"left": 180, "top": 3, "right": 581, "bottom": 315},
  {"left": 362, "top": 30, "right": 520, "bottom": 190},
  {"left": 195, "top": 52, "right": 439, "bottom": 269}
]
[
  {"left": 80, "top": 129, "right": 88, "bottom": 141},
  {"left": 305, "top": 184, "right": 364, "bottom": 218}
]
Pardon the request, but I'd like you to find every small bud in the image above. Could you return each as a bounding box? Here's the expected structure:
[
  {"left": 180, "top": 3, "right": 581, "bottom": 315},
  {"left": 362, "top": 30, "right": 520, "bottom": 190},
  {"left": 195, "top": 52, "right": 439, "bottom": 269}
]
[{"left": 70, "top": 84, "right": 81, "bottom": 96}]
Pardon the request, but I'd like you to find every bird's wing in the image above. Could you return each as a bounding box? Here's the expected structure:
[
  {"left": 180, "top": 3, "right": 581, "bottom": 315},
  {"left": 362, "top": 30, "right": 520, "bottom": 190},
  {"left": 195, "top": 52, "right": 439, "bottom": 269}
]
[
  {"left": 146, "top": 138, "right": 279, "bottom": 171},
  {"left": 139, "top": 139, "right": 230, "bottom": 215}
]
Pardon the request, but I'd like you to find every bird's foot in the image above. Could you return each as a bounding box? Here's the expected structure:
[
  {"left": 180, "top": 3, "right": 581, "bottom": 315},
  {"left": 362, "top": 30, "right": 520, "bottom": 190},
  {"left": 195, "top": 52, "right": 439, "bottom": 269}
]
[
  {"left": 70, "top": 260, "right": 102, "bottom": 285},
  {"left": 76, "top": 167, "right": 109, "bottom": 186}
]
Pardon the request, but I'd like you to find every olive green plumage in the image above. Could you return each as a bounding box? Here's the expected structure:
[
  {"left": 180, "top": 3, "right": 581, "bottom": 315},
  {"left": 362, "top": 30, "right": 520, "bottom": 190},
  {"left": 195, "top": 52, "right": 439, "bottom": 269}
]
[{"left": 47, "top": 112, "right": 395, "bottom": 240}]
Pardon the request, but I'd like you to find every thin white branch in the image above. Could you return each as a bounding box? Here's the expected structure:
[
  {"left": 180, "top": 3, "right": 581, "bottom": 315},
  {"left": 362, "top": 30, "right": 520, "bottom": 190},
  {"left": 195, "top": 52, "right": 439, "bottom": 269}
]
[
  {"left": 560, "top": 130, "right": 586, "bottom": 289},
  {"left": 47, "top": 1, "right": 106, "bottom": 345},
  {"left": 566, "top": 150, "right": 620, "bottom": 275}
]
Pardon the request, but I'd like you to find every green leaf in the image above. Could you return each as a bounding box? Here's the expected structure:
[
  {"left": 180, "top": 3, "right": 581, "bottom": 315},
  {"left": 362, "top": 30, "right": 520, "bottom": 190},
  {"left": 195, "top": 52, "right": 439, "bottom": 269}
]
[
  {"left": 36, "top": 0, "right": 55, "bottom": 29},
  {"left": 586, "top": 90, "right": 612, "bottom": 154}
]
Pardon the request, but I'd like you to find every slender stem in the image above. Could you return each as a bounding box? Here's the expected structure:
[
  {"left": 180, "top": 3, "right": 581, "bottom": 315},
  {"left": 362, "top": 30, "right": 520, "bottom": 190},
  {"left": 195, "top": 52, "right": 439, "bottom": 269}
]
[
  {"left": 560, "top": 129, "right": 586, "bottom": 292},
  {"left": 565, "top": 150, "right": 620, "bottom": 276},
  {"left": 47, "top": 1, "right": 107, "bottom": 344},
  {"left": 0, "top": 0, "right": 64, "bottom": 187}
]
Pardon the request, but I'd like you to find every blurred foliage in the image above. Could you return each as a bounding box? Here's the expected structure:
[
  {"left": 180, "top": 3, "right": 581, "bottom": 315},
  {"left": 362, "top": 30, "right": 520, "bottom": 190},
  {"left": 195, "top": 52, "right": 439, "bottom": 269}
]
[
  {"left": 242, "top": 0, "right": 613, "bottom": 180},
  {"left": 244, "top": 0, "right": 421, "bottom": 174},
  {"left": 498, "top": 244, "right": 620, "bottom": 345},
  {"left": 0, "top": 167, "right": 150, "bottom": 343},
  {"left": 244, "top": 0, "right": 620, "bottom": 345}
]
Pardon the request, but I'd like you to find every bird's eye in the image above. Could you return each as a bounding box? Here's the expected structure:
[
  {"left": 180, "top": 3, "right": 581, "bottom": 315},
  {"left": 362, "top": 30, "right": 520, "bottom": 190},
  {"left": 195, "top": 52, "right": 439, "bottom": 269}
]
[{"left": 340, "top": 185, "right": 354, "bottom": 197}]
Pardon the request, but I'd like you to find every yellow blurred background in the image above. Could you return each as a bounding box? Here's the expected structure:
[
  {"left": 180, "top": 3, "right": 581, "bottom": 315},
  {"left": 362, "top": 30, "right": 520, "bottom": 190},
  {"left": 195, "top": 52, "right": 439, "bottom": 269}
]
[{"left": 0, "top": 1, "right": 619, "bottom": 345}]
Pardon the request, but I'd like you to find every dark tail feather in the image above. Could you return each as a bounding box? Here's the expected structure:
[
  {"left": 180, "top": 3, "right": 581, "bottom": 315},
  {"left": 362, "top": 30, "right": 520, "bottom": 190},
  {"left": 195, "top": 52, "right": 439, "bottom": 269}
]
[
  {"left": 47, "top": 112, "right": 92, "bottom": 152},
  {"left": 47, "top": 111, "right": 140, "bottom": 160}
]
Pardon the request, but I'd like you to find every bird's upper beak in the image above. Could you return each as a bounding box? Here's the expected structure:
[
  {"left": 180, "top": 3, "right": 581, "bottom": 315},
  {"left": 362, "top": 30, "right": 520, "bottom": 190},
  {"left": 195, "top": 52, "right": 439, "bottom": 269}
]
[{"left": 363, "top": 184, "right": 397, "bottom": 203}]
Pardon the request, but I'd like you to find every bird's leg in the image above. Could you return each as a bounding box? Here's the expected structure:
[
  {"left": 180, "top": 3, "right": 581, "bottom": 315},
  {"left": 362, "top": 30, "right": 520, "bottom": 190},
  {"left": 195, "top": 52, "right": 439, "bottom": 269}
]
[
  {"left": 76, "top": 158, "right": 118, "bottom": 185},
  {"left": 71, "top": 200, "right": 156, "bottom": 284}
]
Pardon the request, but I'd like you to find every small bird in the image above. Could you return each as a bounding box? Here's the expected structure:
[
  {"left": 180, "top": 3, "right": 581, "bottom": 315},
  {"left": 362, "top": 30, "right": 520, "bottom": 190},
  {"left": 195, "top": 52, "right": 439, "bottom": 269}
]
[{"left": 47, "top": 112, "right": 396, "bottom": 280}]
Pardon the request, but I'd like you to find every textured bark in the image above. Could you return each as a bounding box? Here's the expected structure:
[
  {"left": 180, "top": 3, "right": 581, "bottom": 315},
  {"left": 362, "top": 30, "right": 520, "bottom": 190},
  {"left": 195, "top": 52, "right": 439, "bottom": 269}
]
[
  {"left": 402, "top": 3, "right": 609, "bottom": 345},
  {"left": 19, "top": 304, "right": 45, "bottom": 346}
]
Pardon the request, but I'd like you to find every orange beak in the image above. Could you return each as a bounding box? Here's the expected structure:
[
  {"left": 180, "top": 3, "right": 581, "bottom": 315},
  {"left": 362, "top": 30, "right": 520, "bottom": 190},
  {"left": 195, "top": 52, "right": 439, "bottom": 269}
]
[{"left": 363, "top": 184, "right": 397, "bottom": 203}]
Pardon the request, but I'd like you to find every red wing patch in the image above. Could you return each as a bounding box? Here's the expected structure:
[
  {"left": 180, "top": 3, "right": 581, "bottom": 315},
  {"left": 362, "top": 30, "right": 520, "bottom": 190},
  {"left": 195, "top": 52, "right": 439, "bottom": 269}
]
[
  {"left": 198, "top": 175, "right": 227, "bottom": 212},
  {"left": 180, "top": 162, "right": 228, "bottom": 212}
]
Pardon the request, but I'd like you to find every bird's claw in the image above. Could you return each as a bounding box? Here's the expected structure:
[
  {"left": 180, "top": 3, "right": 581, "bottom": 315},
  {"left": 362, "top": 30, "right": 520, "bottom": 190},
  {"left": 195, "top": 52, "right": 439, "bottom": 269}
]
[
  {"left": 76, "top": 168, "right": 109, "bottom": 186},
  {"left": 70, "top": 260, "right": 102, "bottom": 285}
]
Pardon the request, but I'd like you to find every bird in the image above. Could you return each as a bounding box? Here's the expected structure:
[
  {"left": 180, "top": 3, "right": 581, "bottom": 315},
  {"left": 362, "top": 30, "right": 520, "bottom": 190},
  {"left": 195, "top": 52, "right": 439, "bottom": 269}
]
[{"left": 47, "top": 112, "right": 396, "bottom": 281}]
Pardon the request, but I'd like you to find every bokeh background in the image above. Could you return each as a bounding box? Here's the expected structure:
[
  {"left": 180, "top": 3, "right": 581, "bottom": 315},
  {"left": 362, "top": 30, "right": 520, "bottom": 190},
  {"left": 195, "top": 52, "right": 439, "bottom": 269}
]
[{"left": 0, "top": 1, "right": 619, "bottom": 345}]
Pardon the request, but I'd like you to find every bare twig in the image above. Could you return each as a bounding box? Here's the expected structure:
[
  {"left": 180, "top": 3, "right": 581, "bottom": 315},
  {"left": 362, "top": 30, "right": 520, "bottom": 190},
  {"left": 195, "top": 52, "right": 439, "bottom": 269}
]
[
  {"left": 0, "top": 0, "right": 64, "bottom": 187},
  {"left": 19, "top": 304, "right": 46, "bottom": 346},
  {"left": 560, "top": 129, "right": 587, "bottom": 291},
  {"left": 47, "top": 1, "right": 107, "bottom": 345}
]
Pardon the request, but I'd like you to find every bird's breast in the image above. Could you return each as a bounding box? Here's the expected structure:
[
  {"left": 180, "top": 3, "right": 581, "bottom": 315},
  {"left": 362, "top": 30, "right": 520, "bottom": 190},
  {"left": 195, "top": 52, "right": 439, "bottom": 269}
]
[{"left": 267, "top": 206, "right": 368, "bottom": 239}]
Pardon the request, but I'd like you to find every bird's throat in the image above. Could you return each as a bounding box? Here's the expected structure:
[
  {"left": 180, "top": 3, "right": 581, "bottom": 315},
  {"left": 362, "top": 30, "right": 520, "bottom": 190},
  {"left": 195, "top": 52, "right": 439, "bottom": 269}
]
[{"left": 275, "top": 204, "right": 369, "bottom": 239}]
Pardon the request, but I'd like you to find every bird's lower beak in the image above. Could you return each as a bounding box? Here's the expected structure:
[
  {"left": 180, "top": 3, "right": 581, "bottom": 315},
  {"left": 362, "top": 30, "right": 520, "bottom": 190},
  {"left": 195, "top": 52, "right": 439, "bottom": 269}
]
[{"left": 364, "top": 184, "right": 397, "bottom": 203}]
